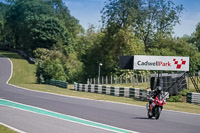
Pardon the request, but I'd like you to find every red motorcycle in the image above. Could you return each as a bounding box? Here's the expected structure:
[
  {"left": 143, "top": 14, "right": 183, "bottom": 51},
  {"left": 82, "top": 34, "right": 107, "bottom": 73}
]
[{"left": 146, "top": 94, "right": 166, "bottom": 119}]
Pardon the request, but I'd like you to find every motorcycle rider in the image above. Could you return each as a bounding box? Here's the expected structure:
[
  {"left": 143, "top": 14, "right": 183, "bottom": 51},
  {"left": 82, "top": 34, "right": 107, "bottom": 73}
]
[
  {"left": 149, "top": 86, "right": 163, "bottom": 104},
  {"left": 147, "top": 86, "right": 165, "bottom": 119}
]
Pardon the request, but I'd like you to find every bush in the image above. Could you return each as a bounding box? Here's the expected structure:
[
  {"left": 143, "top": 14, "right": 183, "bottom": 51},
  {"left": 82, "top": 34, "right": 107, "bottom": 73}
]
[
  {"left": 64, "top": 53, "right": 83, "bottom": 83},
  {"left": 34, "top": 48, "right": 84, "bottom": 83},
  {"left": 167, "top": 95, "right": 182, "bottom": 102},
  {"left": 179, "top": 89, "right": 188, "bottom": 96},
  {"left": 167, "top": 89, "right": 190, "bottom": 102},
  {"left": 37, "top": 59, "right": 67, "bottom": 82}
]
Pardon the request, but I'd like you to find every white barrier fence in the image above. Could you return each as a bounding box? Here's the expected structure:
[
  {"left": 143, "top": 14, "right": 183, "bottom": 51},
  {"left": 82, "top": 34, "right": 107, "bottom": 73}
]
[
  {"left": 187, "top": 92, "right": 200, "bottom": 105},
  {"left": 74, "top": 82, "right": 152, "bottom": 101}
]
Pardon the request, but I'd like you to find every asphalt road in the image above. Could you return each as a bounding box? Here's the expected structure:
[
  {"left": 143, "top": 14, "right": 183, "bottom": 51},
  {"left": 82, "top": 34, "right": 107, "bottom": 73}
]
[
  {"left": 0, "top": 56, "right": 200, "bottom": 133},
  {"left": 0, "top": 105, "right": 113, "bottom": 133}
]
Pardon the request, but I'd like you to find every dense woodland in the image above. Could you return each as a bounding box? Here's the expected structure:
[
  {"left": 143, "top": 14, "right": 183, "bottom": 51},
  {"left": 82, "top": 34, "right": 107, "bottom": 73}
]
[{"left": 0, "top": 0, "right": 200, "bottom": 83}]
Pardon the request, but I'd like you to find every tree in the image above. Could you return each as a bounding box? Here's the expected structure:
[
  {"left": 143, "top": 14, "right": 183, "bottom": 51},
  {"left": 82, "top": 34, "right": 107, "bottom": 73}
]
[
  {"left": 0, "top": 2, "right": 9, "bottom": 46},
  {"left": 148, "top": 37, "right": 200, "bottom": 72},
  {"left": 64, "top": 53, "right": 83, "bottom": 83},
  {"left": 76, "top": 25, "right": 100, "bottom": 58},
  {"left": 82, "top": 27, "right": 145, "bottom": 78},
  {"left": 47, "top": 0, "right": 82, "bottom": 47},
  {"left": 5, "top": 0, "right": 55, "bottom": 50},
  {"left": 101, "top": 0, "right": 141, "bottom": 29},
  {"left": 80, "top": 28, "right": 105, "bottom": 79},
  {"left": 34, "top": 48, "right": 84, "bottom": 83},
  {"left": 191, "top": 22, "right": 200, "bottom": 51},
  {"left": 5, "top": 0, "right": 81, "bottom": 54},
  {"left": 136, "top": 0, "right": 183, "bottom": 51},
  {"left": 34, "top": 48, "right": 67, "bottom": 81},
  {"left": 101, "top": 28, "right": 145, "bottom": 73},
  {"left": 37, "top": 59, "right": 66, "bottom": 81},
  {"left": 101, "top": 0, "right": 183, "bottom": 51},
  {"left": 3, "top": 0, "right": 83, "bottom": 82},
  {"left": 29, "top": 17, "right": 65, "bottom": 51}
]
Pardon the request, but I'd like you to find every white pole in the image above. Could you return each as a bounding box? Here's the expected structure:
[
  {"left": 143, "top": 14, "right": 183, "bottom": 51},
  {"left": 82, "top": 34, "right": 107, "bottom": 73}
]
[{"left": 98, "top": 63, "right": 103, "bottom": 84}]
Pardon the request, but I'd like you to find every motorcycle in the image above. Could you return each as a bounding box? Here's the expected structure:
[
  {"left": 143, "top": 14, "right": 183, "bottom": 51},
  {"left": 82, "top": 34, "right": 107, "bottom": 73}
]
[{"left": 146, "top": 94, "right": 166, "bottom": 119}]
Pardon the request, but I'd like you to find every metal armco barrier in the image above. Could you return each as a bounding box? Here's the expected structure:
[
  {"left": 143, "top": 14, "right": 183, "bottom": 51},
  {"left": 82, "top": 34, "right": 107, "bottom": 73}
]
[
  {"left": 74, "top": 82, "right": 151, "bottom": 101},
  {"left": 46, "top": 79, "right": 68, "bottom": 88},
  {"left": 187, "top": 92, "right": 200, "bottom": 105}
]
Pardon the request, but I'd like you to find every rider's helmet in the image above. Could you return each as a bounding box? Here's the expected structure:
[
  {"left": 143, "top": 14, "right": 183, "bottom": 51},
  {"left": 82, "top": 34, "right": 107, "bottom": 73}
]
[{"left": 156, "top": 86, "right": 162, "bottom": 93}]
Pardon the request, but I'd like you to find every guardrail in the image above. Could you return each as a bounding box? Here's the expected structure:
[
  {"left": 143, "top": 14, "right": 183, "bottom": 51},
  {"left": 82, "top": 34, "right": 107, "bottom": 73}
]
[
  {"left": 187, "top": 92, "right": 200, "bottom": 105},
  {"left": 74, "top": 82, "right": 151, "bottom": 101},
  {"left": 46, "top": 79, "right": 68, "bottom": 88}
]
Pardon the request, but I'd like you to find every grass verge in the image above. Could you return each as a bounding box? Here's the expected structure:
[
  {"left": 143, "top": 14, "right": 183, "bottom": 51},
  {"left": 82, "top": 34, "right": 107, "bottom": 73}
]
[
  {"left": 0, "top": 125, "right": 17, "bottom": 133},
  {"left": 1, "top": 51, "right": 200, "bottom": 114}
]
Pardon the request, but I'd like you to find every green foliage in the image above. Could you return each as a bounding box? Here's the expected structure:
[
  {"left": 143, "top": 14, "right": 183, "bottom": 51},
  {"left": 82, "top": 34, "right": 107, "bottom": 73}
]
[
  {"left": 5, "top": 0, "right": 54, "bottom": 49},
  {"left": 76, "top": 25, "right": 99, "bottom": 56},
  {"left": 167, "top": 95, "right": 182, "bottom": 102},
  {"left": 34, "top": 48, "right": 66, "bottom": 81},
  {"left": 167, "top": 89, "right": 189, "bottom": 102},
  {"left": 1, "top": 0, "right": 200, "bottom": 84},
  {"left": 0, "top": 2, "right": 9, "bottom": 44},
  {"left": 191, "top": 22, "right": 200, "bottom": 51},
  {"left": 101, "top": 0, "right": 183, "bottom": 51},
  {"left": 148, "top": 36, "right": 200, "bottom": 72},
  {"left": 101, "top": 0, "right": 140, "bottom": 28},
  {"left": 34, "top": 48, "right": 63, "bottom": 60},
  {"left": 179, "top": 89, "right": 188, "bottom": 96},
  {"left": 37, "top": 59, "right": 66, "bottom": 81},
  {"left": 2, "top": 0, "right": 84, "bottom": 82},
  {"left": 135, "top": 0, "right": 183, "bottom": 50},
  {"left": 30, "top": 17, "right": 65, "bottom": 49},
  {"left": 81, "top": 27, "right": 145, "bottom": 79},
  {"left": 64, "top": 53, "right": 83, "bottom": 83},
  {"left": 79, "top": 27, "right": 105, "bottom": 78},
  {"left": 34, "top": 48, "right": 83, "bottom": 83},
  {"left": 49, "top": 0, "right": 82, "bottom": 41},
  {"left": 4, "top": 0, "right": 80, "bottom": 53},
  {"left": 101, "top": 28, "right": 145, "bottom": 72}
]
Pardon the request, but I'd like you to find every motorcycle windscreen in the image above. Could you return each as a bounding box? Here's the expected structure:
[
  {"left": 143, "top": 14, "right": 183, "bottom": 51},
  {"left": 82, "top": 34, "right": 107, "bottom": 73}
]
[{"left": 157, "top": 94, "right": 164, "bottom": 100}]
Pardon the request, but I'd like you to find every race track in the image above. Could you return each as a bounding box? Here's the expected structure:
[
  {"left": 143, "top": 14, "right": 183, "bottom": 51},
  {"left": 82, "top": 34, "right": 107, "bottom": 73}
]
[{"left": 0, "top": 56, "right": 200, "bottom": 133}]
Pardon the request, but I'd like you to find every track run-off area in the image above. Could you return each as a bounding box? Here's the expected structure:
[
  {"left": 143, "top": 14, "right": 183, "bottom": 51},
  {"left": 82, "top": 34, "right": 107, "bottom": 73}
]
[{"left": 0, "top": 55, "right": 200, "bottom": 133}]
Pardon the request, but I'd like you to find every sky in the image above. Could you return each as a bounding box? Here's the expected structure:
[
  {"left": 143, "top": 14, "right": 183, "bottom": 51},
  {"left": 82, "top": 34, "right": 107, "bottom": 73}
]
[
  {"left": 65, "top": 0, "right": 200, "bottom": 37},
  {"left": 172, "top": 0, "right": 200, "bottom": 37},
  {"left": 0, "top": 0, "right": 200, "bottom": 37}
]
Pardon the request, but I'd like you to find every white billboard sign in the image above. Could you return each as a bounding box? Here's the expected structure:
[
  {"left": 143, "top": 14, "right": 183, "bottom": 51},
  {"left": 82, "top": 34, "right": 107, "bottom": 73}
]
[{"left": 134, "top": 55, "right": 189, "bottom": 71}]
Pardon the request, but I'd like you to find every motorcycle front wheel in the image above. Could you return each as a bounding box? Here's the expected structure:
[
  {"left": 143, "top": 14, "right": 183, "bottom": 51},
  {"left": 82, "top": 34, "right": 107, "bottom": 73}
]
[{"left": 155, "top": 107, "right": 162, "bottom": 119}]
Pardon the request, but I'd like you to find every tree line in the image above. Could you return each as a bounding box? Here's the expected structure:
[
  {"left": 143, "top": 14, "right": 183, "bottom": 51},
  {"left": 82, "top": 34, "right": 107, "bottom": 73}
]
[{"left": 0, "top": 0, "right": 200, "bottom": 83}]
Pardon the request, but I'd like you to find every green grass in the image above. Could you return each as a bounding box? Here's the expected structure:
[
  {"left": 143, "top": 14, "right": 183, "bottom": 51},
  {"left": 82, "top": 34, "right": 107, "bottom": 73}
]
[
  {"left": 0, "top": 125, "right": 17, "bottom": 133},
  {"left": 1, "top": 51, "right": 200, "bottom": 114},
  {"left": 0, "top": 51, "right": 36, "bottom": 85}
]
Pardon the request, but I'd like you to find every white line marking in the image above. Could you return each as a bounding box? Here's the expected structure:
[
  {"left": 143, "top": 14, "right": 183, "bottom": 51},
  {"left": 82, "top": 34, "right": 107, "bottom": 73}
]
[
  {"left": 6, "top": 57, "right": 13, "bottom": 84},
  {"left": 0, "top": 122, "right": 26, "bottom": 133},
  {"left": 1, "top": 99, "right": 138, "bottom": 133}
]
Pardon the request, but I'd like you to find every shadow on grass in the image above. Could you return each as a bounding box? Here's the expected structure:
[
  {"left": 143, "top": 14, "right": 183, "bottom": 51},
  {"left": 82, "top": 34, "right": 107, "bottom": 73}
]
[{"left": 0, "top": 53, "right": 22, "bottom": 59}]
